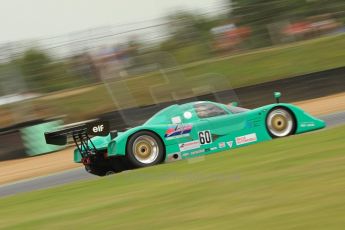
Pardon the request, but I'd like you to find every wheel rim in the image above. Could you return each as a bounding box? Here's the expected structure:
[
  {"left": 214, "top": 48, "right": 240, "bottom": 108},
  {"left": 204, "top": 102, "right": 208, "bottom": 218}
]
[
  {"left": 132, "top": 135, "right": 159, "bottom": 164},
  {"left": 267, "top": 109, "right": 293, "bottom": 137}
]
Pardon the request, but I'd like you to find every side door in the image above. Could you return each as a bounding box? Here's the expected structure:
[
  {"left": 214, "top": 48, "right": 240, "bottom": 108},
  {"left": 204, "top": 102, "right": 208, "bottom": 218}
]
[
  {"left": 194, "top": 102, "right": 246, "bottom": 150},
  {"left": 173, "top": 107, "right": 213, "bottom": 157}
]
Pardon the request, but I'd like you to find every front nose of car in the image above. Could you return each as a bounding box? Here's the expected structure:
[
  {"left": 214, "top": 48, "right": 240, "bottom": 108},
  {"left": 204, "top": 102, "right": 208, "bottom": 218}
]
[
  {"left": 317, "top": 118, "right": 326, "bottom": 129},
  {"left": 306, "top": 115, "right": 326, "bottom": 130},
  {"left": 315, "top": 118, "right": 326, "bottom": 129}
]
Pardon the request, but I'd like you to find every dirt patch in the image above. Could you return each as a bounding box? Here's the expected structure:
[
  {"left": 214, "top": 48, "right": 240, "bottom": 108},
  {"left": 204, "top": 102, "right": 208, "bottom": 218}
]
[
  {"left": 40, "top": 86, "right": 96, "bottom": 100},
  {"left": 0, "top": 147, "right": 81, "bottom": 185},
  {"left": 1, "top": 92, "right": 345, "bottom": 185},
  {"left": 295, "top": 92, "right": 345, "bottom": 115}
]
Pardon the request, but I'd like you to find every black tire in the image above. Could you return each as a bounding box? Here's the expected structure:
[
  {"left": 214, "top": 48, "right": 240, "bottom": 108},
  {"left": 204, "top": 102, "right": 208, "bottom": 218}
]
[
  {"left": 266, "top": 107, "right": 296, "bottom": 138},
  {"left": 109, "top": 157, "right": 128, "bottom": 173},
  {"left": 85, "top": 165, "right": 111, "bottom": 176},
  {"left": 126, "top": 131, "right": 165, "bottom": 168}
]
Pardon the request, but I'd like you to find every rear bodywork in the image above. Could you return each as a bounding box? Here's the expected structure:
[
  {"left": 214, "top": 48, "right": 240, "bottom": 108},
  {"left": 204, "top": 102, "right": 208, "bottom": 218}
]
[{"left": 72, "top": 102, "right": 325, "bottom": 163}]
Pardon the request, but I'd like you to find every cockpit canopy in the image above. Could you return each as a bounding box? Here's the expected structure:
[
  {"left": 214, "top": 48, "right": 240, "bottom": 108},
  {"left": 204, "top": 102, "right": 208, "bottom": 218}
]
[{"left": 144, "top": 101, "right": 249, "bottom": 125}]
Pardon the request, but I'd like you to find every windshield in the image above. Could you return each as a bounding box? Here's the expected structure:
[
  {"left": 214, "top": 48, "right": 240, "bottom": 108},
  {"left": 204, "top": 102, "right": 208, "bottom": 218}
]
[{"left": 194, "top": 102, "right": 228, "bottom": 119}]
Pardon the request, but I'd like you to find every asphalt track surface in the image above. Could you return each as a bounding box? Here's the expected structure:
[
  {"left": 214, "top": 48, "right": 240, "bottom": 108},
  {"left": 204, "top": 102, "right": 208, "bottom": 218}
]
[{"left": 1, "top": 110, "right": 345, "bottom": 198}]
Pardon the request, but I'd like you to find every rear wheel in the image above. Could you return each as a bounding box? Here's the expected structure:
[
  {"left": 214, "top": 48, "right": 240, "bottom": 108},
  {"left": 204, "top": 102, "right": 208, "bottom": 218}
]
[
  {"left": 126, "top": 131, "right": 164, "bottom": 168},
  {"left": 266, "top": 107, "right": 295, "bottom": 138}
]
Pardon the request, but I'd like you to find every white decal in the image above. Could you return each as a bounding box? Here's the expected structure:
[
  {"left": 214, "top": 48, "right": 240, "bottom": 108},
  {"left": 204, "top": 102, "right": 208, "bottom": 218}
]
[
  {"left": 191, "top": 149, "right": 205, "bottom": 155},
  {"left": 171, "top": 116, "right": 182, "bottom": 124},
  {"left": 179, "top": 140, "right": 201, "bottom": 152},
  {"left": 301, "top": 122, "right": 315, "bottom": 128},
  {"left": 198, "top": 130, "right": 212, "bottom": 144},
  {"left": 226, "top": 141, "right": 233, "bottom": 148},
  {"left": 218, "top": 142, "right": 225, "bottom": 148},
  {"left": 210, "top": 147, "right": 218, "bottom": 151},
  {"left": 235, "top": 133, "right": 257, "bottom": 145},
  {"left": 92, "top": 125, "right": 104, "bottom": 133},
  {"left": 183, "top": 111, "right": 193, "bottom": 119}
]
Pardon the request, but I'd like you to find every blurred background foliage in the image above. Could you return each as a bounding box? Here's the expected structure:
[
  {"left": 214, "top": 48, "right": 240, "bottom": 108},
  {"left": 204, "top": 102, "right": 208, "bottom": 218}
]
[
  {"left": 14, "top": 49, "right": 84, "bottom": 92},
  {"left": 230, "top": 0, "right": 345, "bottom": 47}
]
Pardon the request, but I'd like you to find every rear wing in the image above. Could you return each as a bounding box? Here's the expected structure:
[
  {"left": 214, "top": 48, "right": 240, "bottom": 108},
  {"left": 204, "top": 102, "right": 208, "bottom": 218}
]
[
  {"left": 45, "top": 120, "right": 111, "bottom": 159},
  {"left": 44, "top": 120, "right": 110, "bottom": 146}
]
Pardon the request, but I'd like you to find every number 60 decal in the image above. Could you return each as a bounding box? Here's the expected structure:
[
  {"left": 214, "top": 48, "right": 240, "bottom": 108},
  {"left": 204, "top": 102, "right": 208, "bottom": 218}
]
[{"left": 198, "top": 130, "right": 212, "bottom": 144}]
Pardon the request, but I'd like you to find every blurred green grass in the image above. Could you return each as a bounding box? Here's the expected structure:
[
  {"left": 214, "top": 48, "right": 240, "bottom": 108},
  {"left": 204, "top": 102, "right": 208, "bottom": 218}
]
[{"left": 1, "top": 125, "right": 345, "bottom": 229}]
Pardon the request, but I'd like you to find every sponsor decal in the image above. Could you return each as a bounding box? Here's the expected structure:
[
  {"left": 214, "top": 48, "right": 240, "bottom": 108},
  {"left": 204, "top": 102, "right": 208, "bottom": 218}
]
[
  {"left": 165, "top": 124, "right": 193, "bottom": 140},
  {"left": 171, "top": 116, "right": 182, "bottom": 124},
  {"left": 235, "top": 133, "right": 257, "bottom": 145},
  {"left": 86, "top": 120, "right": 110, "bottom": 136},
  {"left": 218, "top": 142, "right": 225, "bottom": 148},
  {"left": 226, "top": 141, "right": 233, "bottom": 148},
  {"left": 183, "top": 111, "right": 193, "bottom": 119},
  {"left": 179, "top": 140, "right": 201, "bottom": 152},
  {"left": 301, "top": 122, "right": 315, "bottom": 128},
  {"left": 182, "top": 153, "right": 190, "bottom": 157},
  {"left": 191, "top": 149, "right": 205, "bottom": 155},
  {"left": 198, "top": 130, "right": 212, "bottom": 144}
]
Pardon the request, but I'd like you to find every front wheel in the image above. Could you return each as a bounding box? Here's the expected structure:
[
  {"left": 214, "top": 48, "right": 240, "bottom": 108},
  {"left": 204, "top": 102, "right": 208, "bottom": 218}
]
[
  {"left": 126, "top": 131, "right": 164, "bottom": 168},
  {"left": 266, "top": 107, "right": 296, "bottom": 138}
]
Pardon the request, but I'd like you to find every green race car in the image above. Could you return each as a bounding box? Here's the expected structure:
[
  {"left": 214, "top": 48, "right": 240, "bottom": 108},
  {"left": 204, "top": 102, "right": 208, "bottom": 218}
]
[{"left": 45, "top": 92, "right": 325, "bottom": 176}]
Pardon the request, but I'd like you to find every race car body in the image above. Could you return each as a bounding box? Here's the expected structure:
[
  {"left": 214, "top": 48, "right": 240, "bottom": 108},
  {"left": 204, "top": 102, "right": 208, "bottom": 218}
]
[{"left": 45, "top": 92, "right": 326, "bottom": 175}]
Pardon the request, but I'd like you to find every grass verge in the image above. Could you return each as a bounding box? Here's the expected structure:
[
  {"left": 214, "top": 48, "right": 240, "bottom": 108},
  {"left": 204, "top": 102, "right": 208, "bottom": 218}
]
[{"left": 1, "top": 125, "right": 345, "bottom": 229}]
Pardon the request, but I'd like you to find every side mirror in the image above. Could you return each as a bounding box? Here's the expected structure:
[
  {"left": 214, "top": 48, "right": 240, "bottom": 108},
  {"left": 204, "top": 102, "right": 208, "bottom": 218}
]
[{"left": 274, "top": 92, "right": 281, "bottom": 103}]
